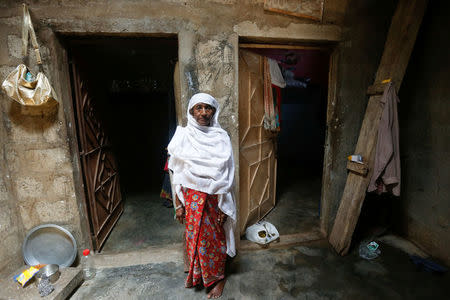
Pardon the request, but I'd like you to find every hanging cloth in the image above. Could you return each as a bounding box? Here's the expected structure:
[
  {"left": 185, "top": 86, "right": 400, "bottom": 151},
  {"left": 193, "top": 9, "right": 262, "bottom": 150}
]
[
  {"left": 368, "top": 82, "right": 401, "bottom": 196},
  {"left": 268, "top": 58, "right": 286, "bottom": 88},
  {"left": 263, "top": 57, "right": 279, "bottom": 131},
  {"left": 268, "top": 58, "right": 284, "bottom": 130},
  {"left": 272, "top": 84, "right": 282, "bottom": 129}
]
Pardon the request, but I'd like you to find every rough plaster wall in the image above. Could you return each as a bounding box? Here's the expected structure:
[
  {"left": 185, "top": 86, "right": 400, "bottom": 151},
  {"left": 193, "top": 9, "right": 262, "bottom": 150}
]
[
  {"left": 323, "top": 0, "right": 397, "bottom": 234},
  {"left": 0, "top": 0, "right": 345, "bottom": 265},
  {"left": 0, "top": 15, "right": 83, "bottom": 272},
  {"left": 0, "top": 177, "right": 22, "bottom": 277},
  {"left": 0, "top": 54, "right": 24, "bottom": 276},
  {"left": 398, "top": 1, "right": 450, "bottom": 265}
]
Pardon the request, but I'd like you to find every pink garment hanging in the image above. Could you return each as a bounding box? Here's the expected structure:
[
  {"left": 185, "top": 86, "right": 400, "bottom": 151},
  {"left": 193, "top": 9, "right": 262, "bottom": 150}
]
[{"left": 368, "top": 82, "right": 401, "bottom": 196}]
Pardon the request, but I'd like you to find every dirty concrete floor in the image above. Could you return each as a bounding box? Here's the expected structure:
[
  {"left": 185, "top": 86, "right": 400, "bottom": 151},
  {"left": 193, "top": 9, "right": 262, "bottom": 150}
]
[
  {"left": 264, "top": 174, "right": 320, "bottom": 235},
  {"left": 102, "top": 193, "right": 184, "bottom": 253},
  {"left": 71, "top": 240, "right": 450, "bottom": 299},
  {"left": 103, "top": 173, "right": 321, "bottom": 253}
]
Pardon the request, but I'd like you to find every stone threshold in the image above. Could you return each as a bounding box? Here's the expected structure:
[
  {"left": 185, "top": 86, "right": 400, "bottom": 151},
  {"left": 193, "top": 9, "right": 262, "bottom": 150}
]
[{"left": 93, "top": 245, "right": 184, "bottom": 269}]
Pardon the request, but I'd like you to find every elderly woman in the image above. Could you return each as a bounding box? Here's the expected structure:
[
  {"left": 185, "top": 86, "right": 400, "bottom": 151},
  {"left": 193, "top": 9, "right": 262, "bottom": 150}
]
[{"left": 168, "top": 93, "right": 236, "bottom": 299}]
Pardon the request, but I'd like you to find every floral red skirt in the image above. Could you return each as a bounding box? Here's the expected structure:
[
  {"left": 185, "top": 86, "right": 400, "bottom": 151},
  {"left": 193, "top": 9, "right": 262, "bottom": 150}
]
[{"left": 183, "top": 188, "right": 227, "bottom": 288}]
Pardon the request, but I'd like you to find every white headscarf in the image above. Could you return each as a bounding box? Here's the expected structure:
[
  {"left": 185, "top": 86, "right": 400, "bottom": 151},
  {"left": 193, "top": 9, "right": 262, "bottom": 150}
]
[{"left": 167, "top": 93, "right": 236, "bottom": 257}]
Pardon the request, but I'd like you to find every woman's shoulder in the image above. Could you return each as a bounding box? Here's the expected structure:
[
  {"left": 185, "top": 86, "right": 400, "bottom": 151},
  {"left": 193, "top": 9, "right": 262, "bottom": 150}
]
[
  {"left": 168, "top": 126, "right": 187, "bottom": 149},
  {"left": 173, "top": 125, "right": 188, "bottom": 136}
]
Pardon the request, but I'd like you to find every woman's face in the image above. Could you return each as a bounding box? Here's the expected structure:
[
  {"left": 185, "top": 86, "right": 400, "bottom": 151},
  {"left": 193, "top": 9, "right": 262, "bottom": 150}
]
[{"left": 190, "top": 102, "right": 216, "bottom": 126}]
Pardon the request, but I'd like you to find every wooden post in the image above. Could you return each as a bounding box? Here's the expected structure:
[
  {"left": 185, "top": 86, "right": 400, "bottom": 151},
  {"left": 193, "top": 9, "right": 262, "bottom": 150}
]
[{"left": 329, "top": 0, "right": 428, "bottom": 255}]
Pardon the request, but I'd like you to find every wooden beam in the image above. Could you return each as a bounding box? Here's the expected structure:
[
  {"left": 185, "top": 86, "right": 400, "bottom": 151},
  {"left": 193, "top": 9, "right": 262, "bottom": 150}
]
[
  {"left": 347, "top": 160, "right": 369, "bottom": 176},
  {"left": 264, "top": 7, "right": 321, "bottom": 21},
  {"left": 374, "top": 0, "right": 429, "bottom": 87},
  {"left": 239, "top": 43, "right": 325, "bottom": 51},
  {"left": 263, "top": 0, "right": 324, "bottom": 21},
  {"left": 233, "top": 22, "right": 342, "bottom": 43},
  {"left": 328, "top": 0, "right": 428, "bottom": 255},
  {"left": 367, "top": 82, "right": 390, "bottom": 95}
]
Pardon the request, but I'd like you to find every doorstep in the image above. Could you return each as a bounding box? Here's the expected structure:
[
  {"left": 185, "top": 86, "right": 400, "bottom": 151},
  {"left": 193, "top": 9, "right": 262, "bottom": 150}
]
[
  {"left": 0, "top": 266, "right": 83, "bottom": 300},
  {"left": 94, "top": 244, "right": 183, "bottom": 269}
]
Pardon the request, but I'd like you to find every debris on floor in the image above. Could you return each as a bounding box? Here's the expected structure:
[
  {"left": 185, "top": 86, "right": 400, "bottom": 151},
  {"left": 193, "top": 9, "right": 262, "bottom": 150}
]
[
  {"left": 245, "top": 221, "right": 279, "bottom": 245},
  {"left": 359, "top": 240, "right": 381, "bottom": 260},
  {"left": 13, "top": 265, "right": 41, "bottom": 287},
  {"left": 37, "top": 275, "right": 55, "bottom": 297},
  {"left": 1, "top": 266, "right": 83, "bottom": 300}
]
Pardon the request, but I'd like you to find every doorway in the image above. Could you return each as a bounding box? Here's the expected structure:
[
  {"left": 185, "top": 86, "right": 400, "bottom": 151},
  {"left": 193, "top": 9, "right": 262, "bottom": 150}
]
[
  {"left": 238, "top": 44, "right": 331, "bottom": 239},
  {"left": 67, "top": 36, "right": 182, "bottom": 252}
]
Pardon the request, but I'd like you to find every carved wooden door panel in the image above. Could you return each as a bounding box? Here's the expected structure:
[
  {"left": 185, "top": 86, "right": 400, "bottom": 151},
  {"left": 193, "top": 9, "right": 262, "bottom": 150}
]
[
  {"left": 71, "top": 60, "right": 123, "bottom": 251},
  {"left": 238, "top": 49, "right": 277, "bottom": 235}
]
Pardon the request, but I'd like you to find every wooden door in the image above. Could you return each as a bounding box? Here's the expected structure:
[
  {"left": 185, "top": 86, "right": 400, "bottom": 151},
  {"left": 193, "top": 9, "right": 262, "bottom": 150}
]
[
  {"left": 71, "top": 60, "right": 123, "bottom": 251},
  {"left": 239, "top": 49, "right": 277, "bottom": 235}
]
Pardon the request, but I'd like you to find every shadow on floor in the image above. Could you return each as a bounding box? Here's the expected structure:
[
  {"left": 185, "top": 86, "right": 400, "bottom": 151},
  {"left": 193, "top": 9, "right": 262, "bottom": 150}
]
[
  {"left": 263, "top": 174, "right": 321, "bottom": 236},
  {"left": 101, "top": 193, "right": 184, "bottom": 253}
]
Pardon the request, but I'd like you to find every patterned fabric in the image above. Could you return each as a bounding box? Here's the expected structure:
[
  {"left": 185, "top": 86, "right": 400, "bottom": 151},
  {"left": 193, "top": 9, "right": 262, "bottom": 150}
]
[{"left": 183, "top": 188, "right": 227, "bottom": 288}]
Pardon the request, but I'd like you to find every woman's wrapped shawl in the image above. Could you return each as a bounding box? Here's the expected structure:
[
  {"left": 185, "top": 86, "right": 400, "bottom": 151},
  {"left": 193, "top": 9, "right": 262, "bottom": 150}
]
[{"left": 168, "top": 93, "right": 236, "bottom": 257}]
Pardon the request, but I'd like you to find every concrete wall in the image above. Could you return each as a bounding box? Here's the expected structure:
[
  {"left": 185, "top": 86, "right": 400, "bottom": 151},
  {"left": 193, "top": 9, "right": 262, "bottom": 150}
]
[
  {"left": 0, "top": 86, "right": 24, "bottom": 276},
  {"left": 0, "top": 0, "right": 419, "bottom": 272},
  {"left": 0, "top": 0, "right": 344, "bottom": 271},
  {"left": 321, "top": 0, "right": 397, "bottom": 234},
  {"left": 0, "top": 22, "right": 84, "bottom": 275},
  {"left": 398, "top": 1, "right": 450, "bottom": 265},
  {"left": 0, "top": 0, "right": 419, "bottom": 271},
  {"left": 0, "top": 0, "right": 417, "bottom": 273}
]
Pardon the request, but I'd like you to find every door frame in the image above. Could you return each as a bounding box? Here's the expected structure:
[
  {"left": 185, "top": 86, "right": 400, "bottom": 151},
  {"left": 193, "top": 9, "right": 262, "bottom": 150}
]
[
  {"left": 237, "top": 41, "right": 339, "bottom": 244},
  {"left": 62, "top": 35, "right": 182, "bottom": 252}
]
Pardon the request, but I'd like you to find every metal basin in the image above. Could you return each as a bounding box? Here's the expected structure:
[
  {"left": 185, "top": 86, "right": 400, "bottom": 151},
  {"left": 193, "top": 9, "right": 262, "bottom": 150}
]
[
  {"left": 35, "top": 264, "right": 60, "bottom": 286},
  {"left": 23, "top": 224, "right": 77, "bottom": 267}
]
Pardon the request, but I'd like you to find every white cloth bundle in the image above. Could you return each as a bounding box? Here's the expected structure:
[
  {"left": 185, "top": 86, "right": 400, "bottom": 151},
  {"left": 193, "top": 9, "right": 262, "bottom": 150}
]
[
  {"left": 268, "top": 58, "right": 286, "bottom": 88},
  {"left": 168, "top": 93, "right": 236, "bottom": 257}
]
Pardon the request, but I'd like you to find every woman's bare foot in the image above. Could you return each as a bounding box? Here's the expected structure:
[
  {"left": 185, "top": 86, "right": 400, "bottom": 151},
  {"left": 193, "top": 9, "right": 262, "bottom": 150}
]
[{"left": 207, "top": 278, "right": 226, "bottom": 299}]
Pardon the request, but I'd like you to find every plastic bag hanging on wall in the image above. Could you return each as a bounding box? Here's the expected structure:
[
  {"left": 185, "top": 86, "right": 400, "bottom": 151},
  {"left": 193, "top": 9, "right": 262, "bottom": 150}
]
[
  {"left": 2, "top": 64, "right": 57, "bottom": 106},
  {"left": 1, "top": 4, "right": 57, "bottom": 108}
]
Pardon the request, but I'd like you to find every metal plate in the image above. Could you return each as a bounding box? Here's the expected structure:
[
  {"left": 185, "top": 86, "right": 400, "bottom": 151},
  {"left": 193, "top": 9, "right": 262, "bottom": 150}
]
[{"left": 23, "top": 224, "right": 77, "bottom": 267}]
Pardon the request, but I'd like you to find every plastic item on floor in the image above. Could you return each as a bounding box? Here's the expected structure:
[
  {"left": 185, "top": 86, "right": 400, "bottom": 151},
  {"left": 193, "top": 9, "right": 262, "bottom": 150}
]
[
  {"left": 82, "top": 249, "right": 96, "bottom": 280},
  {"left": 359, "top": 241, "right": 381, "bottom": 260},
  {"left": 409, "top": 255, "right": 448, "bottom": 273},
  {"left": 245, "top": 221, "right": 279, "bottom": 245}
]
